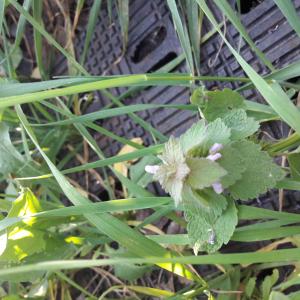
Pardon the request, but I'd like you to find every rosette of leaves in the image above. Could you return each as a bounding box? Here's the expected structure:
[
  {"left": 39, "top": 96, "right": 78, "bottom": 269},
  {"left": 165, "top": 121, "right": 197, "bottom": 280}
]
[{"left": 147, "top": 88, "right": 285, "bottom": 254}]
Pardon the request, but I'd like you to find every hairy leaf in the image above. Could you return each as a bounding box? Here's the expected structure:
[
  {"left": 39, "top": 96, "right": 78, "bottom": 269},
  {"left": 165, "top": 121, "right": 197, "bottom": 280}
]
[
  {"left": 228, "top": 141, "right": 285, "bottom": 200},
  {"left": 184, "top": 190, "right": 237, "bottom": 253},
  {"left": 180, "top": 119, "right": 231, "bottom": 155},
  {"left": 218, "top": 142, "right": 247, "bottom": 188},
  {"left": 154, "top": 137, "right": 190, "bottom": 205},
  {"left": 186, "top": 157, "right": 226, "bottom": 190},
  {"left": 222, "top": 109, "right": 259, "bottom": 140},
  {"left": 193, "top": 88, "right": 246, "bottom": 121},
  {"left": 183, "top": 185, "right": 228, "bottom": 224}
]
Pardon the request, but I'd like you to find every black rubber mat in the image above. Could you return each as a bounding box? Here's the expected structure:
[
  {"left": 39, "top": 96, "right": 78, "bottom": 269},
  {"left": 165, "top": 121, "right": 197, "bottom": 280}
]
[
  {"left": 74, "top": 0, "right": 300, "bottom": 153},
  {"left": 73, "top": 0, "right": 300, "bottom": 201}
]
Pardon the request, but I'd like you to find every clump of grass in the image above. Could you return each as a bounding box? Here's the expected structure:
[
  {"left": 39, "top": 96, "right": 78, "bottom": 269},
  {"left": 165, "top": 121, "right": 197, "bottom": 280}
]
[{"left": 1, "top": 0, "right": 300, "bottom": 299}]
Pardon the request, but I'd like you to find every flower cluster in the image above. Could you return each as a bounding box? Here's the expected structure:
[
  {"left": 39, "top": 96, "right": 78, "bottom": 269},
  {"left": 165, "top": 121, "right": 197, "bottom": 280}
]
[{"left": 145, "top": 137, "right": 224, "bottom": 206}]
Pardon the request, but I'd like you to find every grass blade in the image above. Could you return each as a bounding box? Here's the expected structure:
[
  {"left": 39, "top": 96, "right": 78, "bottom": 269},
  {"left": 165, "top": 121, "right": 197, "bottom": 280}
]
[
  {"left": 80, "top": 0, "right": 102, "bottom": 65},
  {"left": 30, "top": 103, "right": 196, "bottom": 127},
  {"left": 13, "top": 0, "right": 32, "bottom": 49},
  {"left": 32, "top": 0, "right": 46, "bottom": 79},
  {"left": 167, "top": 0, "right": 194, "bottom": 74},
  {"left": 274, "top": 0, "right": 300, "bottom": 38},
  {"left": 186, "top": 0, "right": 201, "bottom": 74},
  {"left": 16, "top": 144, "right": 163, "bottom": 180},
  {"left": 0, "top": 197, "right": 172, "bottom": 231},
  {"left": 1, "top": 248, "right": 300, "bottom": 279},
  {"left": 197, "top": 0, "right": 300, "bottom": 136},
  {"left": 0, "top": 0, "right": 4, "bottom": 35},
  {"left": 16, "top": 106, "right": 197, "bottom": 281},
  {"left": 8, "top": 0, "right": 86, "bottom": 74},
  {"left": 117, "top": 0, "right": 129, "bottom": 49},
  {"left": 214, "top": 0, "right": 274, "bottom": 71}
]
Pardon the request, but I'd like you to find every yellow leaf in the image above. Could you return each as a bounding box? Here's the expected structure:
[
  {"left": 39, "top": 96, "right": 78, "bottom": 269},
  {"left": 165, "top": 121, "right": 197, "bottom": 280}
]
[{"left": 113, "top": 138, "right": 143, "bottom": 177}]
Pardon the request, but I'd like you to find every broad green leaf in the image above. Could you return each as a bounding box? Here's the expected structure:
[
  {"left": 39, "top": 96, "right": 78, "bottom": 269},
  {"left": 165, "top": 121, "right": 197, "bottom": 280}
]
[
  {"left": 8, "top": 188, "right": 41, "bottom": 221},
  {"left": 186, "top": 157, "right": 227, "bottom": 190},
  {"left": 288, "top": 152, "right": 300, "bottom": 180},
  {"left": 222, "top": 109, "right": 259, "bottom": 140},
  {"left": 183, "top": 186, "right": 227, "bottom": 224},
  {"left": 228, "top": 140, "right": 285, "bottom": 200},
  {"left": 182, "top": 185, "right": 231, "bottom": 253},
  {"left": 184, "top": 189, "right": 237, "bottom": 253},
  {"left": 180, "top": 119, "right": 231, "bottom": 155},
  {"left": 0, "top": 188, "right": 45, "bottom": 263},
  {"left": 107, "top": 246, "right": 152, "bottom": 281},
  {"left": 5, "top": 236, "right": 75, "bottom": 283},
  {"left": 204, "top": 197, "right": 237, "bottom": 253},
  {"left": 218, "top": 142, "right": 246, "bottom": 188},
  {"left": 114, "top": 263, "right": 151, "bottom": 281},
  {"left": 194, "top": 88, "right": 246, "bottom": 121},
  {"left": 0, "top": 228, "right": 45, "bottom": 263}
]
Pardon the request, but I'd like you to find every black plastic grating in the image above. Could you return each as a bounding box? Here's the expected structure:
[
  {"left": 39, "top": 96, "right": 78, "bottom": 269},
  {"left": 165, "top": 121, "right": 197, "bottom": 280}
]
[
  {"left": 73, "top": 0, "right": 300, "bottom": 207},
  {"left": 73, "top": 0, "right": 300, "bottom": 157}
]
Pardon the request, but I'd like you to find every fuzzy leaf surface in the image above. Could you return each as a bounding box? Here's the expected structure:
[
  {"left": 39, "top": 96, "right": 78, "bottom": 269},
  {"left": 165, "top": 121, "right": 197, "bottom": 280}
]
[
  {"left": 183, "top": 185, "right": 237, "bottom": 253},
  {"left": 180, "top": 119, "right": 231, "bottom": 155},
  {"left": 186, "top": 157, "right": 227, "bottom": 190},
  {"left": 222, "top": 109, "right": 259, "bottom": 140},
  {"left": 228, "top": 141, "right": 285, "bottom": 200},
  {"left": 198, "top": 88, "right": 246, "bottom": 121},
  {"left": 218, "top": 142, "right": 246, "bottom": 188}
]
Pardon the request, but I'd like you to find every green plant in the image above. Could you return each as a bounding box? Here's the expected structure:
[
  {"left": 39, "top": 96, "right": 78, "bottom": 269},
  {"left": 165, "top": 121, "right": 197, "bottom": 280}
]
[{"left": 1, "top": 0, "right": 300, "bottom": 299}]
